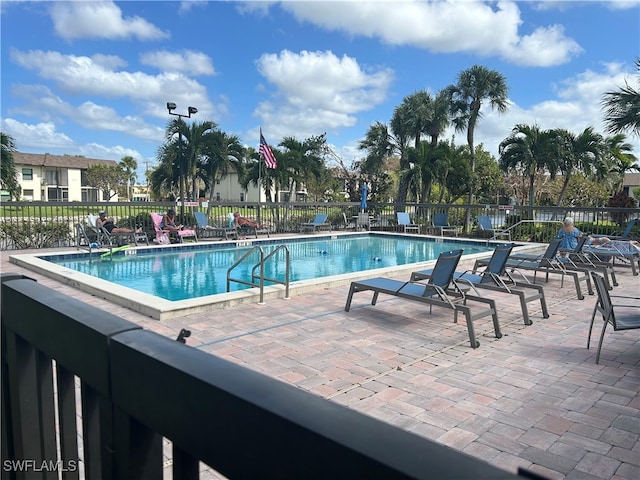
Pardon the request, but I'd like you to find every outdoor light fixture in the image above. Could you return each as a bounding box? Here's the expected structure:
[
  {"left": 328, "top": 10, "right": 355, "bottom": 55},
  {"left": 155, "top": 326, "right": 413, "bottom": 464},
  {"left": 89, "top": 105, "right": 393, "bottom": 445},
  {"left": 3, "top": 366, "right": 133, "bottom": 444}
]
[{"left": 166, "top": 102, "right": 198, "bottom": 222}]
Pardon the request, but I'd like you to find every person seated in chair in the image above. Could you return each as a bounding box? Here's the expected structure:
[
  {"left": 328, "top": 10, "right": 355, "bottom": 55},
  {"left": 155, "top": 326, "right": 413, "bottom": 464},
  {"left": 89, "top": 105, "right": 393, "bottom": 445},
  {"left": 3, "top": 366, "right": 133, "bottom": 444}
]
[
  {"left": 160, "top": 208, "right": 184, "bottom": 233},
  {"left": 96, "top": 211, "right": 142, "bottom": 234},
  {"left": 233, "top": 212, "right": 261, "bottom": 229},
  {"left": 557, "top": 217, "right": 581, "bottom": 249}
]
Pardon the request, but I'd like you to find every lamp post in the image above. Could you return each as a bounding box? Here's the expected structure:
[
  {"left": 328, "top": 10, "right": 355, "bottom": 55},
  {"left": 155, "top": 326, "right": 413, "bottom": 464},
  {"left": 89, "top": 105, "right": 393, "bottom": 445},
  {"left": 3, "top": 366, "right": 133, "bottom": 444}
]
[{"left": 166, "top": 102, "right": 197, "bottom": 223}]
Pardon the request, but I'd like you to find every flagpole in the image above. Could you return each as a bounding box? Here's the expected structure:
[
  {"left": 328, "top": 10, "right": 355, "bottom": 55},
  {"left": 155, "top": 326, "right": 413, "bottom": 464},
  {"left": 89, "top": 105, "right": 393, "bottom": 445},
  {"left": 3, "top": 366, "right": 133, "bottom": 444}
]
[{"left": 258, "top": 127, "right": 262, "bottom": 222}]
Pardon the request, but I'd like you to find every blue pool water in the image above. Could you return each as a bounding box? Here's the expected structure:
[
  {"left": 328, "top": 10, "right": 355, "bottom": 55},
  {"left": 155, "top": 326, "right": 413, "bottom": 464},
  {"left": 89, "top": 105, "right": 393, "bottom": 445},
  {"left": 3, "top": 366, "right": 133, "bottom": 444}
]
[{"left": 47, "top": 234, "right": 493, "bottom": 301}]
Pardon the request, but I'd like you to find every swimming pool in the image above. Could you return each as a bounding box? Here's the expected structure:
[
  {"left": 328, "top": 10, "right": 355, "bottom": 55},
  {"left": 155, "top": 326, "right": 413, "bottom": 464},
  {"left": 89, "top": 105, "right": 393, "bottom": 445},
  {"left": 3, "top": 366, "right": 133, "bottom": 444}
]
[{"left": 11, "top": 232, "right": 536, "bottom": 320}]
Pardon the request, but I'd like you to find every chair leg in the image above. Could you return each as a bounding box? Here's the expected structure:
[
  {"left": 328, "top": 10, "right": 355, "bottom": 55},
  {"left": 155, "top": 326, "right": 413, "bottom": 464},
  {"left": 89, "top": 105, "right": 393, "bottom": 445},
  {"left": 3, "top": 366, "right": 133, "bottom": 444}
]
[
  {"left": 587, "top": 301, "right": 599, "bottom": 349},
  {"left": 595, "top": 318, "right": 609, "bottom": 364}
]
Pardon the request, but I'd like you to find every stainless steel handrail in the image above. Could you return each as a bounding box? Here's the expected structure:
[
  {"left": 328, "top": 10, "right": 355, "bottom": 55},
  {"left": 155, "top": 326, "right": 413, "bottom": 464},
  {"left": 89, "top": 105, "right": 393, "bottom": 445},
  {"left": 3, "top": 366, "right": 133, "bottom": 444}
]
[{"left": 227, "top": 244, "right": 290, "bottom": 304}]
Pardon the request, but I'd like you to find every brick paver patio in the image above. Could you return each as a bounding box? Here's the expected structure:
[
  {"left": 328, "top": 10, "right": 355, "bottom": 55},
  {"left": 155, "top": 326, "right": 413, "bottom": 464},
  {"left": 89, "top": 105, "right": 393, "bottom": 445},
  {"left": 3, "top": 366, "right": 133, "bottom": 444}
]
[{"left": 2, "top": 242, "right": 639, "bottom": 479}]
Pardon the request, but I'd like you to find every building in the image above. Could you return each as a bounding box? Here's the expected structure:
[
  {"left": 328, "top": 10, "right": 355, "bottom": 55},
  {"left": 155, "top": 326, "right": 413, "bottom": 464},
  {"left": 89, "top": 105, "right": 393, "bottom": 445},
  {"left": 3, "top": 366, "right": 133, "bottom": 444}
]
[
  {"left": 8, "top": 152, "right": 119, "bottom": 202},
  {"left": 622, "top": 172, "right": 640, "bottom": 200}
]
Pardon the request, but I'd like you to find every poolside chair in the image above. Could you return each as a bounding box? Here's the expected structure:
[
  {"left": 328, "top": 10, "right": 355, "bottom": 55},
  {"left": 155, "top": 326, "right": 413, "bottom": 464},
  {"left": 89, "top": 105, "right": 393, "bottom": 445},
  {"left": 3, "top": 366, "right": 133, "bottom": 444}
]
[
  {"left": 345, "top": 249, "right": 502, "bottom": 349},
  {"left": 592, "top": 218, "right": 640, "bottom": 241},
  {"left": 342, "top": 213, "right": 356, "bottom": 230},
  {"left": 582, "top": 240, "right": 640, "bottom": 276},
  {"left": 474, "top": 237, "right": 592, "bottom": 300},
  {"left": 426, "top": 212, "right": 458, "bottom": 237},
  {"left": 410, "top": 243, "right": 549, "bottom": 326},
  {"left": 476, "top": 215, "right": 510, "bottom": 241},
  {"left": 87, "top": 214, "right": 148, "bottom": 247},
  {"left": 356, "top": 212, "right": 370, "bottom": 231},
  {"left": 299, "top": 213, "right": 330, "bottom": 233},
  {"left": 150, "top": 212, "right": 197, "bottom": 244},
  {"left": 558, "top": 235, "right": 618, "bottom": 290},
  {"left": 194, "top": 212, "right": 238, "bottom": 240},
  {"left": 396, "top": 212, "right": 420, "bottom": 234},
  {"left": 587, "top": 271, "right": 640, "bottom": 364}
]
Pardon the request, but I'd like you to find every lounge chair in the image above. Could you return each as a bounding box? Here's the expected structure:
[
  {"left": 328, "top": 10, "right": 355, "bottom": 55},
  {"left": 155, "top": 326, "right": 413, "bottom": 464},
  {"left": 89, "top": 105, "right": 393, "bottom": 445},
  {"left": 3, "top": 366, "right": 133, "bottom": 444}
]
[
  {"left": 299, "top": 213, "right": 330, "bottom": 233},
  {"left": 476, "top": 215, "right": 510, "bottom": 240},
  {"left": 88, "top": 214, "right": 148, "bottom": 247},
  {"left": 582, "top": 240, "right": 640, "bottom": 276},
  {"left": 587, "top": 271, "right": 640, "bottom": 364},
  {"left": 425, "top": 212, "right": 458, "bottom": 236},
  {"left": 150, "top": 212, "right": 197, "bottom": 244},
  {"left": 592, "top": 218, "right": 639, "bottom": 241},
  {"left": 342, "top": 213, "right": 356, "bottom": 230},
  {"left": 396, "top": 212, "right": 420, "bottom": 234},
  {"left": 474, "top": 237, "right": 593, "bottom": 300},
  {"left": 558, "top": 235, "right": 618, "bottom": 290},
  {"left": 410, "top": 243, "right": 548, "bottom": 326},
  {"left": 345, "top": 249, "right": 502, "bottom": 349},
  {"left": 194, "top": 212, "right": 237, "bottom": 240}
]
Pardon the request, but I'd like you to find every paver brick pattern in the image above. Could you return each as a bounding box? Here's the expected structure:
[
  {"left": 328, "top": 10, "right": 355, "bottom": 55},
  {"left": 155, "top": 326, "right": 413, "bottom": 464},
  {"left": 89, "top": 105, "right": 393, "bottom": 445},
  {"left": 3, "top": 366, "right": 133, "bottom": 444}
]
[{"left": 3, "top": 245, "right": 639, "bottom": 479}]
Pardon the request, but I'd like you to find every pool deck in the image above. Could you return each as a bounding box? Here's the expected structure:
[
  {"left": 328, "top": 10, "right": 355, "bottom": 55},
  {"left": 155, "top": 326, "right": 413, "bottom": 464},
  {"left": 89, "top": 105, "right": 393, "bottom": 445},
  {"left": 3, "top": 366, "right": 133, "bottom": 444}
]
[{"left": 2, "top": 237, "right": 639, "bottom": 480}]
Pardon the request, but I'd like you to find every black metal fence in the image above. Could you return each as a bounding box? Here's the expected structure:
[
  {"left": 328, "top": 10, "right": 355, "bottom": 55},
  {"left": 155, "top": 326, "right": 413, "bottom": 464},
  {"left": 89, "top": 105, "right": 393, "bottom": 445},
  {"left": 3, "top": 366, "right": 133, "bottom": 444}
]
[
  {"left": 1, "top": 201, "right": 638, "bottom": 250},
  {"left": 1, "top": 273, "right": 536, "bottom": 479}
]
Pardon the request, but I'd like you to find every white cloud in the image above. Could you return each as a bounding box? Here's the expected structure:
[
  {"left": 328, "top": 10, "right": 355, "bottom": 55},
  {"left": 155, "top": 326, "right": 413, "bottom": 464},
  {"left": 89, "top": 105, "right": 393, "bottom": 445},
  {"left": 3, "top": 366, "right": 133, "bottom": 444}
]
[
  {"left": 50, "top": 1, "right": 169, "bottom": 41},
  {"left": 274, "top": 0, "right": 582, "bottom": 67},
  {"left": 1, "top": 118, "right": 74, "bottom": 151},
  {"left": 140, "top": 50, "right": 216, "bottom": 76},
  {"left": 255, "top": 49, "right": 393, "bottom": 139},
  {"left": 9, "top": 49, "right": 218, "bottom": 119}
]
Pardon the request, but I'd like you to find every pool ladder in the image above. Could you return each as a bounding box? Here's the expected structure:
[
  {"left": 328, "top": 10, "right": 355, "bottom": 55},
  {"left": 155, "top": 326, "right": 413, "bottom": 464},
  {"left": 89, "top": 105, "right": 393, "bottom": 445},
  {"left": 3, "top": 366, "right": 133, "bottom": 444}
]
[{"left": 226, "top": 245, "right": 290, "bottom": 304}]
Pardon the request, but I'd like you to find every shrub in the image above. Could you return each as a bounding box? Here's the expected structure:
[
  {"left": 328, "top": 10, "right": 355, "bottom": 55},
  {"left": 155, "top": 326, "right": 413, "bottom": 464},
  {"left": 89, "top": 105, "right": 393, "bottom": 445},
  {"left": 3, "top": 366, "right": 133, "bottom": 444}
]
[{"left": 0, "top": 221, "right": 72, "bottom": 249}]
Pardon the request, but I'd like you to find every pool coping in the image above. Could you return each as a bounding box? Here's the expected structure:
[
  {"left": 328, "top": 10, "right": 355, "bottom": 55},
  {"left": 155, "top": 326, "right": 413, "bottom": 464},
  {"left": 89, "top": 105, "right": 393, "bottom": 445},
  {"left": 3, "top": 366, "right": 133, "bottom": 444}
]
[{"left": 9, "top": 233, "right": 544, "bottom": 321}]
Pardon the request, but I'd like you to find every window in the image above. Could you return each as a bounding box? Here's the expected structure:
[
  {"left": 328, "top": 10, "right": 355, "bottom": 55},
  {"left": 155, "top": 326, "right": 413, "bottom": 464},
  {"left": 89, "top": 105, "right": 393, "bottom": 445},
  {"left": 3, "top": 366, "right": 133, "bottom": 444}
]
[
  {"left": 22, "top": 189, "right": 34, "bottom": 201},
  {"left": 22, "top": 168, "right": 33, "bottom": 180}
]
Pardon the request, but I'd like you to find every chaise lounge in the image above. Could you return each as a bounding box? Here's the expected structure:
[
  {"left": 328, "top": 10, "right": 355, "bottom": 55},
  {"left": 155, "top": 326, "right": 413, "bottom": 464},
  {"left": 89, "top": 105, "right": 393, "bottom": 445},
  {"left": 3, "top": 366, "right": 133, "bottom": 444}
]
[{"left": 344, "top": 249, "right": 502, "bottom": 349}]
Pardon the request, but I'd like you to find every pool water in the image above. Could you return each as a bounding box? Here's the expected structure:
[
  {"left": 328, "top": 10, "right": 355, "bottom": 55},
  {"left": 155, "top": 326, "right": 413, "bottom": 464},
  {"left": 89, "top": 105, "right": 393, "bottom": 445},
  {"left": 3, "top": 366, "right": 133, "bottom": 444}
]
[{"left": 48, "top": 235, "right": 493, "bottom": 301}]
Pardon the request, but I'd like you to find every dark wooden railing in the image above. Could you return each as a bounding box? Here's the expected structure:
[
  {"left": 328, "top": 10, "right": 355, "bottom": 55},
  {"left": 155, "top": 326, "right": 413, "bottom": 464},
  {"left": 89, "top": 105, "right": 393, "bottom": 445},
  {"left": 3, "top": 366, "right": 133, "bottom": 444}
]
[
  {"left": 1, "top": 201, "right": 638, "bottom": 250},
  {"left": 1, "top": 273, "right": 541, "bottom": 479}
]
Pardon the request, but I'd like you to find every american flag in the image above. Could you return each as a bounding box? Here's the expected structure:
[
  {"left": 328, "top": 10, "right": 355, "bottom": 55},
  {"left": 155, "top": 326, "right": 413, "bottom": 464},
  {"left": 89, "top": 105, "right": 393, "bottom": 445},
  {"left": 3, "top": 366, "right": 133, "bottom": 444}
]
[{"left": 259, "top": 131, "right": 278, "bottom": 169}]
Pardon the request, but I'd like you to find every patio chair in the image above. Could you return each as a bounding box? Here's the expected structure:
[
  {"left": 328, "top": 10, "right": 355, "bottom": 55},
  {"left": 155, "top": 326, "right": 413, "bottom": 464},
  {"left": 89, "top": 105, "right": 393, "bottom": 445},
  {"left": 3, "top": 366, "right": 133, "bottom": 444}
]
[
  {"left": 592, "top": 218, "right": 639, "bottom": 241},
  {"left": 476, "top": 215, "right": 510, "bottom": 240},
  {"left": 356, "top": 212, "right": 370, "bottom": 231},
  {"left": 396, "top": 212, "right": 420, "bottom": 234},
  {"left": 299, "top": 213, "right": 330, "bottom": 233},
  {"left": 558, "top": 235, "right": 618, "bottom": 290},
  {"left": 342, "top": 213, "right": 356, "bottom": 230},
  {"left": 582, "top": 240, "right": 640, "bottom": 276},
  {"left": 587, "top": 271, "right": 640, "bottom": 364},
  {"left": 345, "top": 249, "right": 502, "bottom": 349},
  {"left": 88, "top": 214, "right": 148, "bottom": 247},
  {"left": 150, "top": 212, "right": 197, "bottom": 244},
  {"left": 411, "top": 243, "right": 548, "bottom": 326},
  {"left": 426, "top": 212, "right": 458, "bottom": 237},
  {"left": 474, "top": 237, "right": 593, "bottom": 300},
  {"left": 194, "top": 212, "right": 237, "bottom": 240}
]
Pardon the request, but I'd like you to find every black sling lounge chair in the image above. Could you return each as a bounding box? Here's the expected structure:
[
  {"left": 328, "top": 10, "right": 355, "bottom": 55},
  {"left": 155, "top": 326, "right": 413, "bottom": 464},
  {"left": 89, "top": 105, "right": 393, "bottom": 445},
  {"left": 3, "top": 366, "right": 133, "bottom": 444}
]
[
  {"left": 474, "top": 238, "right": 593, "bottom": 300},
  {"left": 411, "top": 243, "right": 549, "bottom": 327},
  {"left": 344, "top": 249, "right": 502, "bottom": 349}
]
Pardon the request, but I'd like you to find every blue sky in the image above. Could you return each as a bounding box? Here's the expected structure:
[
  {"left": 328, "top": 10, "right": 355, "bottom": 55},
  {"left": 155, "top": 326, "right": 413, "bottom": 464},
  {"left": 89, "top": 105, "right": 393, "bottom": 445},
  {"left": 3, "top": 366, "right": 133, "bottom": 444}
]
[{"left": 2, "top": 0, "right": 639, "bottom": 183}]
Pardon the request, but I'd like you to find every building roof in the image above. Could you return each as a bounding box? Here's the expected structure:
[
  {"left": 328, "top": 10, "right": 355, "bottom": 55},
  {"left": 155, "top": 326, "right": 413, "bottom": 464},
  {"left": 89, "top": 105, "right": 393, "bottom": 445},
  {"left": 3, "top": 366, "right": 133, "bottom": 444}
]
[{"left": 13, "top": 152, "right": 118, "bottom": 169}]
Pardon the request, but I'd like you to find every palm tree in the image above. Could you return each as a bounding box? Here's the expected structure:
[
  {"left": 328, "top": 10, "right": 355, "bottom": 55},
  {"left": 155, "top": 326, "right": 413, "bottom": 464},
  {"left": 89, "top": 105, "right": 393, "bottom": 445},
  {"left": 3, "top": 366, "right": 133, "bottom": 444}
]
[
  {"left": 119, "top": 155, "right": 138, "bottom": 201},
  {"left": 1, "top": 132, "right": 20, "bottom": 200},
  {"left": 199, "top": 130, "right": 245, "bottom": 208},
  {"left": 601, "top": 58, "right": 640, "bottom": 138},
  {"left": 360, "top": 110, "right": 412, "bottom": 211},
  {"left": 549, "top": 127, "right": 603, "bottom": 208},
  {"left": 450, "top": 65, "right": 509, "bottom": 228},
  {"left": 278, "top": 135, "right": 325, "bottom": 202},
  {"left": 601, "top": 133, "right": 640, "bottom": 194},
  {"left": 499, "top": 124, "right": 556, "bottom": 209},
  {"left": 163, "top": 119, "right": 217, "bottom": 201}
]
